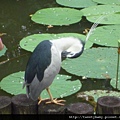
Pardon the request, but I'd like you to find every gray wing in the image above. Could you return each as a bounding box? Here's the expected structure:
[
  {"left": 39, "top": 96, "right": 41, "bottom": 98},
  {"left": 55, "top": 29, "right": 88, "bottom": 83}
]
[
  {"left": 24, "top": 40, "right": 52, "bottom": 100},
  {"left": 25, "top": 40, "right": 52, "bottom": 84}
]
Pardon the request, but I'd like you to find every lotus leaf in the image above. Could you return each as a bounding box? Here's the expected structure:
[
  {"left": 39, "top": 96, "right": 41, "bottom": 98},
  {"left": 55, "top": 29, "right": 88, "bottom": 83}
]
[
  {"left": 62, "top": 48, "right": 117, "bottom": 79},
  {"left": 0, "top": 71, "right": 81, "bottom": 99},
  {"left": 93, "top": 0, "right": 120, "bottom": 5},
  {"left": 31, "top": 7, "right": 83, "bottom": 25},
  {"left": 56, "top": 0, "right": 97, "bottom": 8},
  {"left": 20, "top": 33, "right": 92, "bottom": 52},
  {"left": 110, "top": 78, "right": 120, "bottom": 90},
  {"left": 86, "top": 13, "right": 120, "bottom": 24},
  {"left": 81, "top": 5, "right": 120, "bottom": 16},
  {"left": 89, "top": 25, "right": 120, "bottom": 47}
]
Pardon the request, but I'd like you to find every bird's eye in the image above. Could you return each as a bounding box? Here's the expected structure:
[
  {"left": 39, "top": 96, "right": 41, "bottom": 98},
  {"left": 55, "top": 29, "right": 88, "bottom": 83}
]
[{"left": 70, "top": 53, "right": 74, "bottom": 55}]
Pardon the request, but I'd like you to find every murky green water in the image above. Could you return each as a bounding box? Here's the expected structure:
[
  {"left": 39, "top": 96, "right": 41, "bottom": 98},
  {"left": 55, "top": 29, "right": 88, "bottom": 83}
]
[{"left": 0, "top": 0, "right": 112, "bottom": 105}]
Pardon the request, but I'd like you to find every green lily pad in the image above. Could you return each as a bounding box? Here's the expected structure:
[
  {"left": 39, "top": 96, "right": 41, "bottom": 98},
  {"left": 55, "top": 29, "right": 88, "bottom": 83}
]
[
  {"left": 77, "top": 90, "right": 120, "bottom": 102},
  {"left": 111, "top": 77, "right": 120, "bottom": 90},
  {"left": 62, "top": 48, "right": 117, "bottom": 79},
  {"left": 56, "top": 0, "right": 97, "bottom": 8},
  {"left": 89, "top": 25, "right": 120, "bottom": 47},
  {"left": 93, "top": 0, "right": 120, "bottom": 5},
  {"left": 86, "top": 13, "right": 120, "bottom": 24},
  {"left": 81, "top": 5, "right": 120, "bottom": 16},
  {"left": 31, "top": 7, "right": 83, "bottom": 26},
  {"left": 0, "top": 45, "right": 7, "bottom": 57},
  {"left": 0, "top": 71, "right": 81, "bottom": 99},
  {"left": 20, "top": 33, "right": 92, "bottom": 52},
  {"left": 118, "top": 40, "right": 120, "bottom": 47}
]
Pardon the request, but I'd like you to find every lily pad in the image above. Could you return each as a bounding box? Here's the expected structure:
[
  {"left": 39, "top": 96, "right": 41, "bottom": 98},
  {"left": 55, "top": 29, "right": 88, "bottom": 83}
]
[
  {"left": 93, "top": 0, "right": 120, "bottom": 5},
  {"left": 81, "top": 5, "right": 120, "bottom": 16},
  {"left": 20, "top": 33, "right": 92, "bottom": 52},
  {"left": 86, "top": 13, "right": 120, "bottom": 24},
  {"left": 0, "top": 45, "right": 7, "bottom": 57},
  {"left": 31, "top": 7, "right": 83, "bottom": 26},
  {"left": 111, "top": 78, "right": 120, "bottom": 90},
  {"left": 0, "top": 71, "right": 81, "bottom": 99},
  {"left": 89, "top": 25, "right": 120, "bottom": 47},
  {"left": 77, "top": 90, "right": 120, "bottom": 102},
  {"left": 56, "top": 0, "right": 97, "bottom": 8},
  {"left": 82, "top": 5, "right": 120, "bottom": 24},
  {"left": 62, "top": 48, "right": 117, "bottom": 79}
]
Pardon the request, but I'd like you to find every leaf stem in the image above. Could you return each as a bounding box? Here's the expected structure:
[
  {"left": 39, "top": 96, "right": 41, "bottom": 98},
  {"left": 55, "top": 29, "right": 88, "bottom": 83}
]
[{"left": 116, "top": 40, "right": 120, "bottom": 89}]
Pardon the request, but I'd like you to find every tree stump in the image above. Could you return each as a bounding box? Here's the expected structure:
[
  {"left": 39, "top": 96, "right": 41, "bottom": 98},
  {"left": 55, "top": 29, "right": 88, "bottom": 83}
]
[
  {"left": 12, "top": 94, "right": 38, "bottom": 114},
  {"left": 96, "top": 96, "right": 120, "bottom": 114},
  {"left": 38, "top": 99, "right": 66, "bottom": 114},
  {"left": 66, "top": 102, "right": 94, "bottom": 114},
  {"left": 0, "top": 96, "right": 11, "bottom": 114}
]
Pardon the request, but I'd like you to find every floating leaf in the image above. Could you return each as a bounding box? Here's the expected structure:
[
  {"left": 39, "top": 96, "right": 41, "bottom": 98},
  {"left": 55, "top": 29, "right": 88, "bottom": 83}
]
[
  {"left": 20, "top": 33, "right": 92, "bottom": 52},
  {"left": 77, "top": 90, "right": 120, "bottom": 102},
  {"left": 0, "top": 45, "right": 7, "bottom": 57},
  {"left": 81, "top": 5, "right": 120, "bottom": 16},
  {"left": 118, "top": 40, "right": 120, "bottom": 46},
  {"left": 0, "top": 71, "right": 81, "bottom": 99},
  {"left": 93, "top": 0, "right": 120, "bottom": 5},
  {"left": 62, "top": 48, "right": 117, "bottom": 79},
  {"left": 89, "top": 25, "right": 120, "bottom": 47},
  {"left": 86, "top": 13, "right": 120, "bottom": 24},
  {"left": 56, "top": 0, "right": 97, "bottom": 8},
  {"left": 31, "top": 7, "right": 83, "bottom": 26},
  {"left": 111, "top": 78, "right": 120, "bottom": 90}
]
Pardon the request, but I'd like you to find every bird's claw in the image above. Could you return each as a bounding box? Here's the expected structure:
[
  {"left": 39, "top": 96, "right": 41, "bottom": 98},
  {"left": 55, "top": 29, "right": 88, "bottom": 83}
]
[
  {"left": 38, "top": 97, "right": 48, "bottom": 105},
  {"left": 45, "top": 98, "right": 66, "bottom": 106}
]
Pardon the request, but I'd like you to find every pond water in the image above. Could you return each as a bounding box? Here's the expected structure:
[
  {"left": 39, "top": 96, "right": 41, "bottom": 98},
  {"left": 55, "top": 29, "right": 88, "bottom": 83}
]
[{"left": 0, "top": 0, "right": 113, "bottom": 104}]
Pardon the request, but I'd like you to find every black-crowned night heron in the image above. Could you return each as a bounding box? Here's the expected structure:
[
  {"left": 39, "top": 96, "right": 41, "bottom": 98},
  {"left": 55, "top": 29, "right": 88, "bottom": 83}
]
[
  {"left": 23, "top": 16, "right": 103, "bottom": 105},
  {"left": 23, "top": 37, "right": 85, "bottom": 105}
]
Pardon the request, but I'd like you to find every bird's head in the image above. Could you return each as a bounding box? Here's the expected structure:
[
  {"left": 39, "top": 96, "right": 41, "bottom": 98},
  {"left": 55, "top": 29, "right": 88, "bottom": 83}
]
[{"left": 61, "top": 40, "right": 85, "bottom": 58}]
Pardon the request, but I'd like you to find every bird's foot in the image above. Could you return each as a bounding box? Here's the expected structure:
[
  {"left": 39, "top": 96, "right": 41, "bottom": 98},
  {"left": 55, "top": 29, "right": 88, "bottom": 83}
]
[
  {"left": 45, "top": 98, "right": 66, "bottom": 106},
  {"left": 38, "top": 97, "right": 48, "bottom": 105}
]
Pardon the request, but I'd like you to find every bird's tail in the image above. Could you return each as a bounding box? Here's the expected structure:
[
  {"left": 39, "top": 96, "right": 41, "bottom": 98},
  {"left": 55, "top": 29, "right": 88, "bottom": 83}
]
[
  {"left": 85, "top": 15, "right": 106, "bottom": 43},
  {"left": 23, "top": 76, "right": 45, "bottom": 101},
  {"left": 23, "top": 82, "right": 30, "bottom": 98}
]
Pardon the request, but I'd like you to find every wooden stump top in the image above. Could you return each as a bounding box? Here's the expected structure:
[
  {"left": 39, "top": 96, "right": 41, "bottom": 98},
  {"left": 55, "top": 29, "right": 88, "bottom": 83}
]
[
  {"left": 97, "top": 96, "right": 120, "bottom": 107},
  {"left": 0, "top": 96, "right": 11, "bottom": 109},
  {"left": 12, "top": 94, "right": 37, "bottom": 106},
  {"left": 66, "top": 102, "right": 94, "bottom": 114},
  {"left": 38, "top": 99, "right": 66, "bottom": 114}
]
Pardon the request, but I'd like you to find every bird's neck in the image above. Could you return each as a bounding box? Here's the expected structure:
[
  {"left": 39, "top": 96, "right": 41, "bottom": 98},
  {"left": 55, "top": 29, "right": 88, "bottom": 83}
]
[{"left": 50, "top": 37, "right": 81, "bottom": 52}]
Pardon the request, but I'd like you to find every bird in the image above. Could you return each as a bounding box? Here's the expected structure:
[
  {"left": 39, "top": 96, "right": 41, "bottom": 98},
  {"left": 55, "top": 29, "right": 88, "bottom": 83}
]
[
  {"left": 23, "top": 37, "right": 85, "bottom": 105},
  {"left": 23, "top": 16, "right": 105, "bottom": 105}
]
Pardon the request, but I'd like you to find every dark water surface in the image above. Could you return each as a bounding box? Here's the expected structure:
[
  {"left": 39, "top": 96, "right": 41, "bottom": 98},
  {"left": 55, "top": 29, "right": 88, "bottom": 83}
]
[{"left": 0, "top": 0, "right": 112, "bottom": 104}]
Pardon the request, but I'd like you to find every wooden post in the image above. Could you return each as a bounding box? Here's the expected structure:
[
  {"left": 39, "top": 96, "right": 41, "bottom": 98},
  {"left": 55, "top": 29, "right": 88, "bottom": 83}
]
[
  {"left": 96, "top": 96, "right": 120, "bottom": 114},
  {"left": 66, "top": 102, "right": 94, "bottom": 114},
  {"left": 0, "top": 96, "right": 11, "bottom": 114},
  {"left": 12, "top": 94, "right": 38, "bottom": 114},
  {"left": 38, "top": 99, "right": 66, "bottom": 114}
]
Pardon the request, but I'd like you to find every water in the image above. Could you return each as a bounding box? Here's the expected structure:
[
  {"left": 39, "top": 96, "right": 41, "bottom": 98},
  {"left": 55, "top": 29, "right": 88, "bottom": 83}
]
[{"left": 0, "top": 0, "right": 112, "bottom": 104}]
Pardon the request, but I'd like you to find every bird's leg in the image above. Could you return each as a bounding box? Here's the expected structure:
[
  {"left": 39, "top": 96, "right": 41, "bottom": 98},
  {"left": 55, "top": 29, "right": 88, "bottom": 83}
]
[
  {"left": 45, "top": 88, "right": 66, "bottom": 106},
  {"left": 38, "top": 96, "right": 49, "bottom": 105},
  {"left": 38, "top": 96, "right": 42, "bottom": 105}
]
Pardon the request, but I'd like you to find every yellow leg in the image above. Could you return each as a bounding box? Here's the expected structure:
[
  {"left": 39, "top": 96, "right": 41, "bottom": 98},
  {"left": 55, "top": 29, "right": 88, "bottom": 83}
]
[
  {"left": 38, "top": 96, "right": 49, "bottom": 105},
  {"left": 45, "top": 87, "right": 66, "bottom": 106}
]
